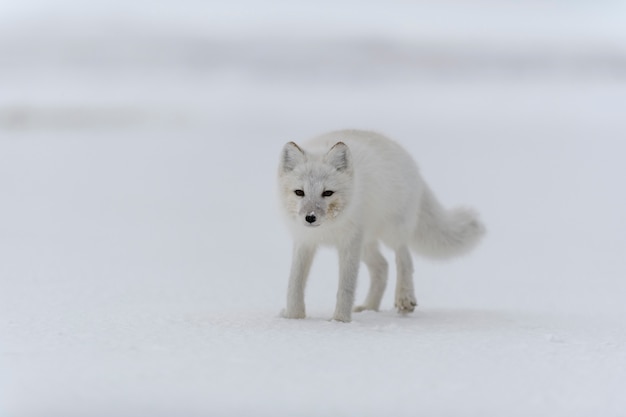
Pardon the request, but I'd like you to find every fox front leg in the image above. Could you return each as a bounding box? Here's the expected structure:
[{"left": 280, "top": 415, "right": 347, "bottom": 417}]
[
  {"left": 282, "top": 243, "right": 316, "bottom": 319},
  {"left": 332, "top": 235, "right": 363, "bottom": 322}
]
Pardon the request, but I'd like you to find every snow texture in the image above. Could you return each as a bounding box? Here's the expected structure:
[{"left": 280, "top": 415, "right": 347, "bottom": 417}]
[{"left": 1, "top": 1, "right": 626, "bottom": 416}]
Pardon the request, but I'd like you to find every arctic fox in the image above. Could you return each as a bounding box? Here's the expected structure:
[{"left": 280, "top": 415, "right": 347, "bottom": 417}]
[{"left": 278, "top": 130, "right": 485, "bottom": 322}]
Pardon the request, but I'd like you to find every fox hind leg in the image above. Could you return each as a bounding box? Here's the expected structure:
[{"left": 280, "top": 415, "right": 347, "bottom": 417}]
[
  {"left": 394, "top": 245, "right": 417, "bottom": 314},
  {"left": 354, "top": 242, "right": 388, "bottom": 312}
]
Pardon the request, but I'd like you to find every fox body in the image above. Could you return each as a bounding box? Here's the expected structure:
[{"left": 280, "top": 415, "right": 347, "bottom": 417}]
[{"left": 278, "top": 130, "right": 484, "bottom": 322}]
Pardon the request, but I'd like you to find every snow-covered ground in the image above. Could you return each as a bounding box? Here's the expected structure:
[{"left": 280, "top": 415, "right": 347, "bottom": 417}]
[{"left": 2, "top": 2, "right": 626, "bottom": 416}]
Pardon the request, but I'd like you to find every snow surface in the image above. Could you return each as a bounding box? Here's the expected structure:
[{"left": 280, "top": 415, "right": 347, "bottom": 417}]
[{"left": 2, "top": 2, "right": 626, "bottom": 416}]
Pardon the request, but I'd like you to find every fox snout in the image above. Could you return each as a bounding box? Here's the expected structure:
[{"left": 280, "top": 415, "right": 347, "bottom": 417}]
[
  {"left": 302, "top": 214, "right": 320, "bottom": 227},
  {"left": 305, "top": 212, "right": 317, "bottom": 224},
  {"left": 299, "top": 202, "right": 325, "bottom": 227}
]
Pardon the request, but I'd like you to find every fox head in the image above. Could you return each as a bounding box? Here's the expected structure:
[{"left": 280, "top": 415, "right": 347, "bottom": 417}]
[{"left": 278, "top": 141, "right": 353, "bottom": 228}]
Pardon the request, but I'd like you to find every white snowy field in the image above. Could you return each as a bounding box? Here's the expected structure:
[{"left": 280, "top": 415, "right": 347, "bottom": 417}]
[{"left": 2, "top": 2, "right": 626, "bottom": 416}]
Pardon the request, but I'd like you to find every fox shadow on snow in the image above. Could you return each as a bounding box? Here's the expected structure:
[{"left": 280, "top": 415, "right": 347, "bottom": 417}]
[{"left": 296, "top": 308, "right": 519, "bottom": 332}]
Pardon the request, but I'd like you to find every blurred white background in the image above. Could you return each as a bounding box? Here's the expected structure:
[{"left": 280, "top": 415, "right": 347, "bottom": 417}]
[{"left": 1, "top": 1, "right": 626, "bottom": 416}]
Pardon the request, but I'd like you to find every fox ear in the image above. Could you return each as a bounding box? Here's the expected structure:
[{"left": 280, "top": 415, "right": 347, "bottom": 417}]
[
  {"left": 324, "top": 142, "right": 351, "bottom": 172},
  {"left": 280, "top": 142, "right": 306, "bottom": 173}
]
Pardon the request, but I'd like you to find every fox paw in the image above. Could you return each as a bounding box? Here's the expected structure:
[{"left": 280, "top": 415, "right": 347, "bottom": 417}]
[
  {"left": 395, "top": 295, "right": 417, "bottom": 314},
  {"left": 280, "top": 308, "right": 306, "bottom": 319},
  {"left": 331, "top": 310, "right": 352, "bottom": 323},
  {"left": 353, "top": 304, "right": 379, "bottom": 313}
]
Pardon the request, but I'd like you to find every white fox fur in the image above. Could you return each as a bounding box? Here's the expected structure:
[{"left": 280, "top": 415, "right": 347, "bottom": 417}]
[{"left": 277, "top": 130, "right": 485, "bottom": 322}]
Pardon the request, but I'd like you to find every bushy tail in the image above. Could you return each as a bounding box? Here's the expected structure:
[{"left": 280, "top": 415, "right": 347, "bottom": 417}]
[{"left": 411, "top": 185, "right": 486, "bottom": 259}]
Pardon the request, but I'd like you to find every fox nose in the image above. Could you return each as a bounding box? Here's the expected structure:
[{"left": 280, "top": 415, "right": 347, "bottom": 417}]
[{"left": 305, "top": 214, "right": 317, "bottom": 224}]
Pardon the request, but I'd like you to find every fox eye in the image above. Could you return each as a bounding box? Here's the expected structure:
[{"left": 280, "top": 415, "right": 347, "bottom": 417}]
[
  {"left": 322, "top": 190, "right": 334, "bottom": 197},
  {"left": 294, "top": 190, "right": 305, "bottom": 197}
]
